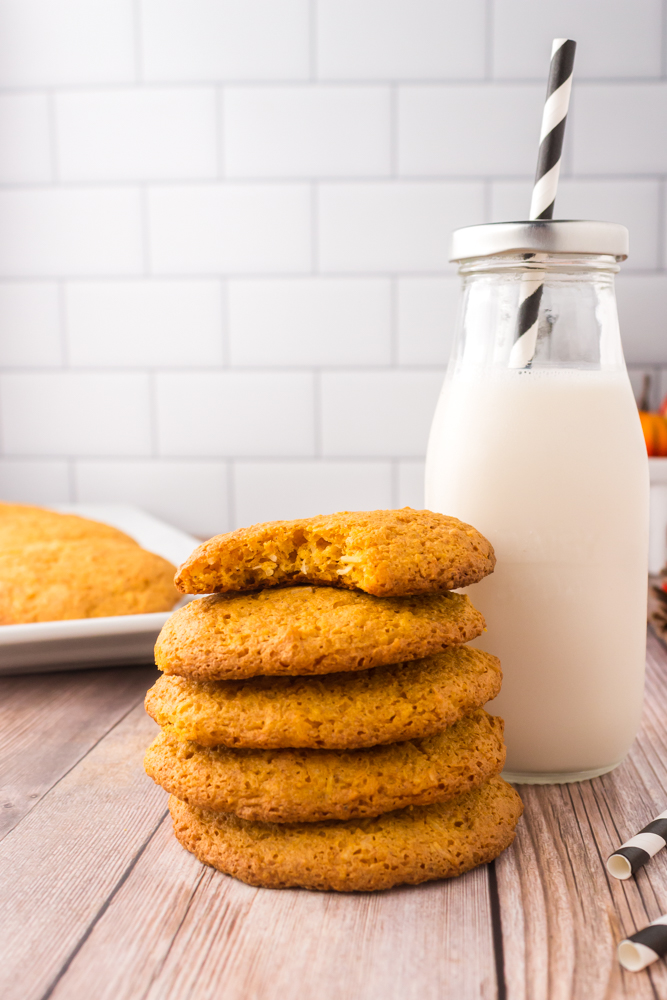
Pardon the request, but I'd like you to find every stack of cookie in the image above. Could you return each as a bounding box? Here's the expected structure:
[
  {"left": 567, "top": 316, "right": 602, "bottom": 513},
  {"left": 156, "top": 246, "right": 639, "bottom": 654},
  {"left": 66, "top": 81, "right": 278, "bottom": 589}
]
[{"left": 144, "top": 509, "right": 523, "bottom": 892}]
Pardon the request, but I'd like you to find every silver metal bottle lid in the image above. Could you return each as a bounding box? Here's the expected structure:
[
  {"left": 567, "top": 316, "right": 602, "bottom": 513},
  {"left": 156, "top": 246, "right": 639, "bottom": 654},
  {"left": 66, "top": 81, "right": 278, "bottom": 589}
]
[{"left": 450, "top": 220, "right": 629, "bottom": 262}]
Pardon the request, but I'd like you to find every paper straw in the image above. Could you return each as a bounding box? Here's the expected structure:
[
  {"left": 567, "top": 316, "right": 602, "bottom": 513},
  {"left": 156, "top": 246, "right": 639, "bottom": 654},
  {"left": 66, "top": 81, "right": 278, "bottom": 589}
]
[
  {"left": 607, "top": 810, "right": 667, "bottom": 879},
  {"left": 618, "top": 914, "right": 667, "bottom": 972},
  {"left": 509, "top": 38, "right": 577, "bottom": 370},
  {"left": 530, "top": 38, "right": 577, "bottom": 221}
]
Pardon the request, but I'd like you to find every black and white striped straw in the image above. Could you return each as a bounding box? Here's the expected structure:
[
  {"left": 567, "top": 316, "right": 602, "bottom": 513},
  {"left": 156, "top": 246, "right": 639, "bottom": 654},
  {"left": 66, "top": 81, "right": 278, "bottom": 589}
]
[
  {"left": 509, "top": 38, "right": 577, "bottom": 369},
  {"left": 607, "top": 809, "right": 667, "bottom": 880},
  {"left": 530, "top": 38, "right": 577, "bottom": 221},
  {"left": 618, "top": 914, "right": 667, "bottom": 972}
]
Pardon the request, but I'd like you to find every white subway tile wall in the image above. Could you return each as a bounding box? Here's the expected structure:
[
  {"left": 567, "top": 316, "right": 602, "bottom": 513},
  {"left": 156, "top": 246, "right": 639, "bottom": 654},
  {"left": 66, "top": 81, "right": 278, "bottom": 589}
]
[
  {"left": 55, "top": 88, "right": 219, "bottom": 182},
  {"left": 398, "top": 86, "right": 545, "bottom": 177},
  {"left": 228, "top": 278, "right": 391, "bottom": 367},
  {"left": 320, "top": 371, "right": 444, "bottom": 457},
  {"left": 223, "top": 87, "right": 391, "bottom": 178},
  {"left": 318, "top": 183, "right": 485, "bottom": 273},
  {"left": 233, "top": 461, "right": 393, "bottom": 526},
  {"left": 0, "top": 372, "right": 153, "bottom": 455},
  {"left": 65, "top": 280, "right": 224, "bottom": 368},
  {"left": 154, "top": 371, "right": 315, "bottom": 457},
  {"left": 74, "top": 460, "right": 229, "bottom": 538},
  {"left": 0, "top": 1, "right": 665, "bottom": 536},
  {"left": 147, "top": 184, "right": 311, "bottom": 274}
]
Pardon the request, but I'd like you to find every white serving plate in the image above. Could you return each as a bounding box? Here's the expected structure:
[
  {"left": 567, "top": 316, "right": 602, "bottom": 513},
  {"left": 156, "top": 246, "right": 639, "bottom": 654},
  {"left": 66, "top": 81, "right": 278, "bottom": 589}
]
[{"left": 0, "top": 504, "right": 200, "bottom": 676}]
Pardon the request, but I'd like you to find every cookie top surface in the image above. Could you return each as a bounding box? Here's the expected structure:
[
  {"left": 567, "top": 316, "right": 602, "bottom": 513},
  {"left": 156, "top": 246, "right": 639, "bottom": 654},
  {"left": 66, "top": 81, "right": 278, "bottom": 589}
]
[
  {"left": 0, "top": 537, "right": 179, "bottom": 624},
  {"left": 145, "top": 709, "right": 505, "bottom": 823},
  {"left": 169, "top": 774, "right": 523, "bottom": 892},
  {"left": 155, "top": 586, "right": 485, "bottom": 681},
  {"left": 0, "top": 501, "right": 138, "bottom": 548},
  {"left": 145, "top": 645, "right": 502, "bottom": 750},
  {"left": 174, "top": 508, "right": 495, "bottom": 598}
]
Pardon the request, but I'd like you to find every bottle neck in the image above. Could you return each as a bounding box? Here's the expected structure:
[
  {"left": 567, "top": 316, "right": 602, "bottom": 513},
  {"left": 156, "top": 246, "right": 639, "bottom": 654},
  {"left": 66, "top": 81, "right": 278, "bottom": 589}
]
[{"left": 451, "top": 252, "right": 624, "bottom": 373}]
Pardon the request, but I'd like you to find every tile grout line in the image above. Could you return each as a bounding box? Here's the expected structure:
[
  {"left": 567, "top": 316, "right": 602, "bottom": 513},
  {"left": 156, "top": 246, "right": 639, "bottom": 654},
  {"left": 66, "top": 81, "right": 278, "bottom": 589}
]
[
  {"left": 148, "top": 371, "right": 158, "bottom": 457},
  {"left": 57, "top": 280, "right": 69, "bottom": 367},
  {"left": 46, "top": 90, "right": 59, "bottom": 184},
  {"left": 0, "top": 372, "right": 4, "bottom": 458},
  {"left": 217, "top": 85, "right": 225, "bottom": 179},
  {"left": 311, "top": 181, "right": 319, "bottom": 273},
  {"left": 484, "top": 0, "right": 494, "bottom": 81},
  {"left": 309, "top": 0, "right": 318, "bottom": 81},
  {"left": 132, "top": 0, "right": 143, "bottom": 84},
  {"left": 389, "top": 276, "right": 398, "bottom": 365},
  {"left": 67, "top": 458, "right": 76, "bottom": 502},
  {"left": 1, "top": 77, "right": 666, "bottom": 93},
  {"left": 483, "top": 178, "right": 493, "bottom": 223},
  {"left": 390, "top": 83, "right": 398, "bottom": 177},
  {"left": 0, "top": 174, "right": 666, "bottom": 190},
  {"left": 220, "top": 277, "right": 230, "bottom": 367},
  {"left": 313, "top": 369, "right": 322, "bottom": 458},
  {"left": 227, "top": 459, "right": 236, "bottom": 531},
  {"left": 390, "top": 459, "right": 399, "bottom": 508},
  {"left": 657, "top": 179, "right": 666, "bottom": 271},
  {"left": 0, "top": 454, "right": 417, "bottom": 465},
  {"left": 139, "top": 184, "right": 151, "bottom": 276}
]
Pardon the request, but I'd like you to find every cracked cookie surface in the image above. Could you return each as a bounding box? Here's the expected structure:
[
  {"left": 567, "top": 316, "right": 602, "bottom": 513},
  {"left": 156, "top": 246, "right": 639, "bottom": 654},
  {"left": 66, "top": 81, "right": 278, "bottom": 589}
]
[
  {"left": 155, "top": 586, "right": 484, "bottom": 681},
  {"left": 174, "top": 508, "right": 495, "bottom": 598},
  {"left": 145, "top": 710, "right": 505, "bottom": 823},
  {"left": 169, "top": 775, "right": 523, "bottom": 892},
  {"left": 145, "top": 646, "right": 502, "bottom": 750}
]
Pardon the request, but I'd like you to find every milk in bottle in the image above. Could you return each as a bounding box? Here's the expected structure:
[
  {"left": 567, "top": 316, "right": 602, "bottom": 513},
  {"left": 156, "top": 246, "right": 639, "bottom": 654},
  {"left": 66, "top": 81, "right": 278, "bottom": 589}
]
[{"left": 425, "top": 221, "right": 649, "bottom": 783}]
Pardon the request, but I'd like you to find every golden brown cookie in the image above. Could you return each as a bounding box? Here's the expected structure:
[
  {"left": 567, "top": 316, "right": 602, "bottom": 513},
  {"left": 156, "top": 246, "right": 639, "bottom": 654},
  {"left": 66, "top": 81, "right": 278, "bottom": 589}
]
[
  {"left": 174, "top": 508, "right": 495, "bottom": 597},
  {"left": 0, "top": 501, "right": 138, "bottom": 548},
  {"left": 145, "top": 710, "right": 505, "bottom": 823},
  {"left": 155, "top": 586, "right": 484, "bottom": 681},
  {"left": 145, "top": 646, "right": 502, "bottom": 750},
  {"left": 0, "top": 538, "right": 179, "bottom": 624},
  {"left": 169, "top": 775, "right": 523, "bottom": 891}
]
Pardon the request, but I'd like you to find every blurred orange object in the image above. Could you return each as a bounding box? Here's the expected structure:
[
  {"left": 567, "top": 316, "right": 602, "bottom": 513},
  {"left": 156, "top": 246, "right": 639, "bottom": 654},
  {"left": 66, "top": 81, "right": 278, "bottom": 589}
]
[
  {"left": 640, "top": 410, "right": 667, "bottom": 456},
  {"left": 638, "top": 375, "right": 667, "bottom": 456}
]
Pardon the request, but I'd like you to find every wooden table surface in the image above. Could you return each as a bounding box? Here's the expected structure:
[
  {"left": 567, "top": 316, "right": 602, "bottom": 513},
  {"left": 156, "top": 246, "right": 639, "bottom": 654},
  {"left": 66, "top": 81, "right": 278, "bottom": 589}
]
[{"left": 3, "top": 634, "right": 667, "bottom": 1000}]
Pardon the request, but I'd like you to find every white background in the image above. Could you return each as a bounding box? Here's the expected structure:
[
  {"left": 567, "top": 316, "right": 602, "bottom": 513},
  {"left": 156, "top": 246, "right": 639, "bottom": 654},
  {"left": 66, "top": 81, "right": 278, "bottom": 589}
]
[{"left": 0, "top": 0, "right": 664, "bottom": 537}]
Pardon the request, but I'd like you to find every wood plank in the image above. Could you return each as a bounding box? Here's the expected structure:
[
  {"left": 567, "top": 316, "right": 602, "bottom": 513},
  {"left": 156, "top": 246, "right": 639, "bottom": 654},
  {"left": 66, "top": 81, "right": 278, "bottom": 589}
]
[
  {"left": 0, "top": 665, "right": 157, "bottom": 839},
  {"left": 8, "top": 638, "right": 667, "bottom": 1000},
  {"left": 497, "top": 631, "right": 667, "bottom": 1000},
  {"left": 47, "top": 809, "right": 499, "bottom": 1000},
  {"left": 0, "top": 704, "right": 165, "bottom": 1000}
]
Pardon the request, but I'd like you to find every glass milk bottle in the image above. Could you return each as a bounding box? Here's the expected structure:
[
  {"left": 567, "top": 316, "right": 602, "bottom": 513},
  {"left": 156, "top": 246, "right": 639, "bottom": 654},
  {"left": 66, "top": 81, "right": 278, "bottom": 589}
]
[{"left": 425, "top": 221, "right": 649, "bottom": 783}]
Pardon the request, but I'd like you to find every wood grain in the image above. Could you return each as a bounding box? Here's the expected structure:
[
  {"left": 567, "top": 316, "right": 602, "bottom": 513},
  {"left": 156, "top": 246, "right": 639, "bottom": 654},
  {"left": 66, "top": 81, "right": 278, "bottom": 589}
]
[
  {"left": 48, "top": 819, "right": 498, "bottom": 1000},
  {"left": 0, "top": 665, "right": 157, "bottom": 839},
  {"left": 4, "top": 634, "right": 667, "bottom": 999},
  {"left": 496, "top": 629, "right": 667, "bottom": 1000},
  {"left": 0, "top": 703, "right": 164, "bottom": 1000}
]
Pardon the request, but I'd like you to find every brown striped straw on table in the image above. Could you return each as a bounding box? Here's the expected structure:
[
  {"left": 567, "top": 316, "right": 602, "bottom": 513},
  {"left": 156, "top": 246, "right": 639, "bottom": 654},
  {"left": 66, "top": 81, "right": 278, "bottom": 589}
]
[{"left": 509, "top": 38, "right": 577, "bottom": 370}]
